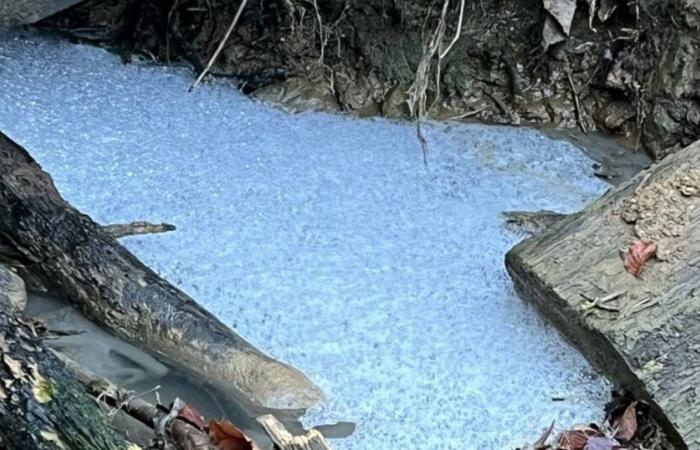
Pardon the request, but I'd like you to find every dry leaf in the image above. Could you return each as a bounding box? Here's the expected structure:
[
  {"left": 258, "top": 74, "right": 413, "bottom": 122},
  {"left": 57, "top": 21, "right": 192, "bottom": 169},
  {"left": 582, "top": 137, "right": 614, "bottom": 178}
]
[
  {"left": 39, "top": 430, "right": 67, "bottom": 450},
  {"left": 623, "top": 241, "right": 657, "bottom": 277},
  {"left": 559, "top": 427, "right": 602, "bottom": 450},
  {"left": 613, "top": 401, "right": 638, "bottom": 441},
  {"left": 558, "top": 430, "right": 591, "bottom": 450},
  {"left": 177, "top": 403, "right": 207, "bottom": 431},
  {"left": 209, "top": 419, "right": 259, "bottom": 450},
  {"left": 3, "top": 354, "right": 24, "bottom": 380},
  {"left": 597, "top": 0, "right": 619, "bottom": 21},
  {"left": 543, "top": 0, "right": 577, "bottom": 35}
]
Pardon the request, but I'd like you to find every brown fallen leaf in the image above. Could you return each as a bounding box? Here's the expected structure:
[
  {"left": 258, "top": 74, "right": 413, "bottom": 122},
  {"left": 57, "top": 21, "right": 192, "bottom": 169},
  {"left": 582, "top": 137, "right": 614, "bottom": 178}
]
[
  {"left": 177, "top": 403, "right": 207, "bottom": 431},
  {"left": 558, "top": 427, "right": 602, "bottom": 450},
  {"left": 209, "top": 419, "right": 259, "bottom": 450},
  {"left": 623, "top": 241, "right": 657, "bottom": 277},
  {"left": 613, "top": 401, "right": 638, "bottom": 442}
]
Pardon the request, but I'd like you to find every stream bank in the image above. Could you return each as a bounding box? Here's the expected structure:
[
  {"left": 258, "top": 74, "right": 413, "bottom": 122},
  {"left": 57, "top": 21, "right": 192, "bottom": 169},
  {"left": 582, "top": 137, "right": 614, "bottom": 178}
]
[{"left": 42, "top": 0, "right": 700, "bottom": 160}]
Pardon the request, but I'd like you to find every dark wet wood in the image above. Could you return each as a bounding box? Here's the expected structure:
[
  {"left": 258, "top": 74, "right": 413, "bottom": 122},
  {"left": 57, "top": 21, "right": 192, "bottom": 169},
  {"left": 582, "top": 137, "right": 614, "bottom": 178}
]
[
  {"left": 0, "top": 0, "right": 85, "bottom": 26},
  {"left": 506, "top": 140, "right": 700, "bottom": 449},
  {"left": 0, "top": 132, "right": 322, "bottom": 411},
  {"left": 0, "top": 301, "right": 129, "bottom": 450}
]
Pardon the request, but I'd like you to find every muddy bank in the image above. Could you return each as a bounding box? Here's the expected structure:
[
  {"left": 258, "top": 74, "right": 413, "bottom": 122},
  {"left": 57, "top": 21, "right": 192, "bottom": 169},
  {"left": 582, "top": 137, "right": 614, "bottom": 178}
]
[{"left": 43, "top": 0, "right": 699, "bottom": 159}]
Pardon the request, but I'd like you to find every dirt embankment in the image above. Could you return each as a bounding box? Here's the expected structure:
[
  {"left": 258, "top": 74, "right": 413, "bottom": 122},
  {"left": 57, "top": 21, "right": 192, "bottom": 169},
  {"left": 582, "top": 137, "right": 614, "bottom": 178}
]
[{"left": 45, "top": 0, "right": 699, "bottom": 159}]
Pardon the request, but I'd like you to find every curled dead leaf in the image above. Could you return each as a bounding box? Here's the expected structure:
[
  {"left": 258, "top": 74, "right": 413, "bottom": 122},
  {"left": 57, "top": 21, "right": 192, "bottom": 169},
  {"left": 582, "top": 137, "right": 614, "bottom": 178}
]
[
  {"left": 623, "top": 241, "right": 657, "bottom": 277},
  {"left": 177, "top": 403, "right": 207, "bottom": 431},
  {"left": 613, "top": 401, "right": 638, "bottom": 442},
  {"left": 209, "top": 419, "right": 260, "bottom": 450},
  {"left": 558, "top": 427, "right": 602, "bottom": 450}
]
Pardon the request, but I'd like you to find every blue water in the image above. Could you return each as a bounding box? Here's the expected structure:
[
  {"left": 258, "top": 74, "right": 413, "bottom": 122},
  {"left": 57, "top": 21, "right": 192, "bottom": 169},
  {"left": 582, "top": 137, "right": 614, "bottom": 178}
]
[{"left": 0, "top": 30, "right": 610, "bottom": 449}]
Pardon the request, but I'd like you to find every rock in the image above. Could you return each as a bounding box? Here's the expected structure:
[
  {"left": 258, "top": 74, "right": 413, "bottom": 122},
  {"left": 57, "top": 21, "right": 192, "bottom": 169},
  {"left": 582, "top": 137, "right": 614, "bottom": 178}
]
[
  {"left": 251, "top": 77, "right": 340, "bottom": 114},
  {"left": 0, "top": 264, "right": 27, "bottom": 312},
  {"left": 595, "top": 100, "right": 636, "bottom": 131},
  {"left": 681, "top": 0, "right": 700, "bottom": 29},
  {"left": 381, "top": 84, "right": 410, "bottom": 119},
  {"left": 506, "top": 139, "right": 700, "bottom": 449},
  {"left": 657, "top": 34, "right": 699, "bottom": 100}
]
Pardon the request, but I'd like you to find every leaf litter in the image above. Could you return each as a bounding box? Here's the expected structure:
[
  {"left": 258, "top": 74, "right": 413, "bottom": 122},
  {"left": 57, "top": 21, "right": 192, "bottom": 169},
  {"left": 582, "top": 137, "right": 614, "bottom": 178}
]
[{"left": 519, "top": 394, "right": 672, "bottom": 450}]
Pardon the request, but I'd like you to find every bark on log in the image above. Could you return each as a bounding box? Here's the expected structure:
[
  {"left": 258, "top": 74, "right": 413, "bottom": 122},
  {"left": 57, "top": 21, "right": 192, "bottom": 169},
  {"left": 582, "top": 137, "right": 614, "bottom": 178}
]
[
  {"left": 0, "top": 132, "right": 322, "bottom": 411},
  {"left": 0, "top": 300, "right": 131, "bottom": 449},
  {"left": 0, "top": 0, "right": 86, "bottom": 27},
  {"left": 506, "top": 140, "right": 700, "bottom": 449}
]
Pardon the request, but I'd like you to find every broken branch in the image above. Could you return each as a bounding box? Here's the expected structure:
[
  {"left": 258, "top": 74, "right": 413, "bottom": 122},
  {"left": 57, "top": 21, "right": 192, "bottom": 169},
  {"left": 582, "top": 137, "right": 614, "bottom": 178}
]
[
  {"left": 101, "top": 221, "right": 176, "bottom": 239},
  {"left": 190, "top": 0, "right": 249, "bottom": 91}
]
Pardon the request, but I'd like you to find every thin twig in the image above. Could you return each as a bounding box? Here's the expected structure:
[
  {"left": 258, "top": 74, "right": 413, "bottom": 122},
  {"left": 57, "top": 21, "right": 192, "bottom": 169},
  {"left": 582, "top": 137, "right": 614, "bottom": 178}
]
[
  {"left": 581, "top": 290, "right": 626, "bottom": 312},
  {"left": 189, "top": 0, "right": 249, "bottom": 92},
  {"left": 445, "top": 106, "right": 487, "bottom": 121},
  {"left": 565, "top": 59, "right": 588, "bottom": 133}
]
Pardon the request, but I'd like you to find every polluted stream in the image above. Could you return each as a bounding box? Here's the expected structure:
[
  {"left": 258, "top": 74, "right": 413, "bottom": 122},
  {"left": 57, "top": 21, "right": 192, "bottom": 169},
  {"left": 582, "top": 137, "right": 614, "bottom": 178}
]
[{"left": 0, "top": 30, "right": 620, "bottom": 449}]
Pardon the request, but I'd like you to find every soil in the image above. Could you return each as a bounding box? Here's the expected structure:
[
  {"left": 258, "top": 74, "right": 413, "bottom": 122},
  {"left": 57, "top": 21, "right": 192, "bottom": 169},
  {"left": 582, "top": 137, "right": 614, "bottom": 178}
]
[{"left": 42, "top": 0, "right": 699, "bottom": 160}]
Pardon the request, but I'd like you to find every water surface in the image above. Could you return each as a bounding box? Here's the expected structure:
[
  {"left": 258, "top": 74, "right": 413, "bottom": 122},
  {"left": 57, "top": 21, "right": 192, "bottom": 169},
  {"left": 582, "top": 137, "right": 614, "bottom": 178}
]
[{"left": 0, "top": 30, "right": 610, "bottom": 449}]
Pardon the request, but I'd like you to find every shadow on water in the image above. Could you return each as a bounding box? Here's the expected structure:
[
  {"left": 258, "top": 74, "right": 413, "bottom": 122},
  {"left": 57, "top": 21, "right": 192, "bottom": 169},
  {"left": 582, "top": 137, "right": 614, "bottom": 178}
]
[{"left": 24, "top": 293, "right": 355, "bottom": 448}]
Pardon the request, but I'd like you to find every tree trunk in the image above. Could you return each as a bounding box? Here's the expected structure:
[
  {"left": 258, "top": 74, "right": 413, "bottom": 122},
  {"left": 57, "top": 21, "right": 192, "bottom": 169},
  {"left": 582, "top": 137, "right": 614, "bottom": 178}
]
[
  {"left": 506, "top": 140, "right": 700, "bottom": 449},
  {"left": 0, "top": 132, "right": 322, "bottom": 411},
  {"left": 0, "top": 301, "right": 130, "bottom": 450}
]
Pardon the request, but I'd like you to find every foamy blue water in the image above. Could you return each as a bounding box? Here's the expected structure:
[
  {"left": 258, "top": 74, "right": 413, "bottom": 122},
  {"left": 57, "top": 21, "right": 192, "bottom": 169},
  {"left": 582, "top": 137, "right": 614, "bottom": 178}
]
[{"left": 0, "top": 30, "right": 610, "bottom": 449}]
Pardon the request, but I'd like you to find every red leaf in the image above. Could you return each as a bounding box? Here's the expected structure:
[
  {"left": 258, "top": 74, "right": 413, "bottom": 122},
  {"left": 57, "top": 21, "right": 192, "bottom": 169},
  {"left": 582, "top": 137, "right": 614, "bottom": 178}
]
[
  {"left": 558, "top": 430, "right": 591, "bottom": 450},
  {"left": 613, "top": 401, "right": 638, "bottom": 442},
  {"left": 177, "top": 403, "right": 207, "bottom": 431},
  {"left": 558, "top": 427, "right": 602, "bottom": 450},
  {"left": 623, "top": 241, "right": 656, "bottom": 277},
  {"left": 209, "top": 419, "right": 259, "bottom": 450}
]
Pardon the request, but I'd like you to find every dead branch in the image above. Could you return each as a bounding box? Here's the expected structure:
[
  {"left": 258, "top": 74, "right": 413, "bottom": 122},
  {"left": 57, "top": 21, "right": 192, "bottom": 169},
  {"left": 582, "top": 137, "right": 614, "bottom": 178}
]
[
  {"left": 101, "top": 221, "right": 176, "bottom": 239},
  {"left": 257, "top": 414, "right": 331, "bottom": 450},
  {"left": 565, "top": 59, "right": 588, "bottom": 133},
  {"left": 190, "top": 0, "right": 249, "bottom": 91}
]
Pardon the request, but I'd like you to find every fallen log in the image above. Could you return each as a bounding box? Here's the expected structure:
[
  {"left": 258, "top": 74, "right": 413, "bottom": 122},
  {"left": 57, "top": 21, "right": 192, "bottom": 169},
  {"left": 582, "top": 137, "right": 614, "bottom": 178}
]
[
  {"left": 0, "top": 281, "right": 131, "bottom": 449},
  {"left": 506, "top": 140, "right": 700, "bottom": 449},
  {"left": 0, "top": 0, "right": 86, "bottom": 27},
  {"left": 0, "top": 132, "right": 322, "bottom": 411}
]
